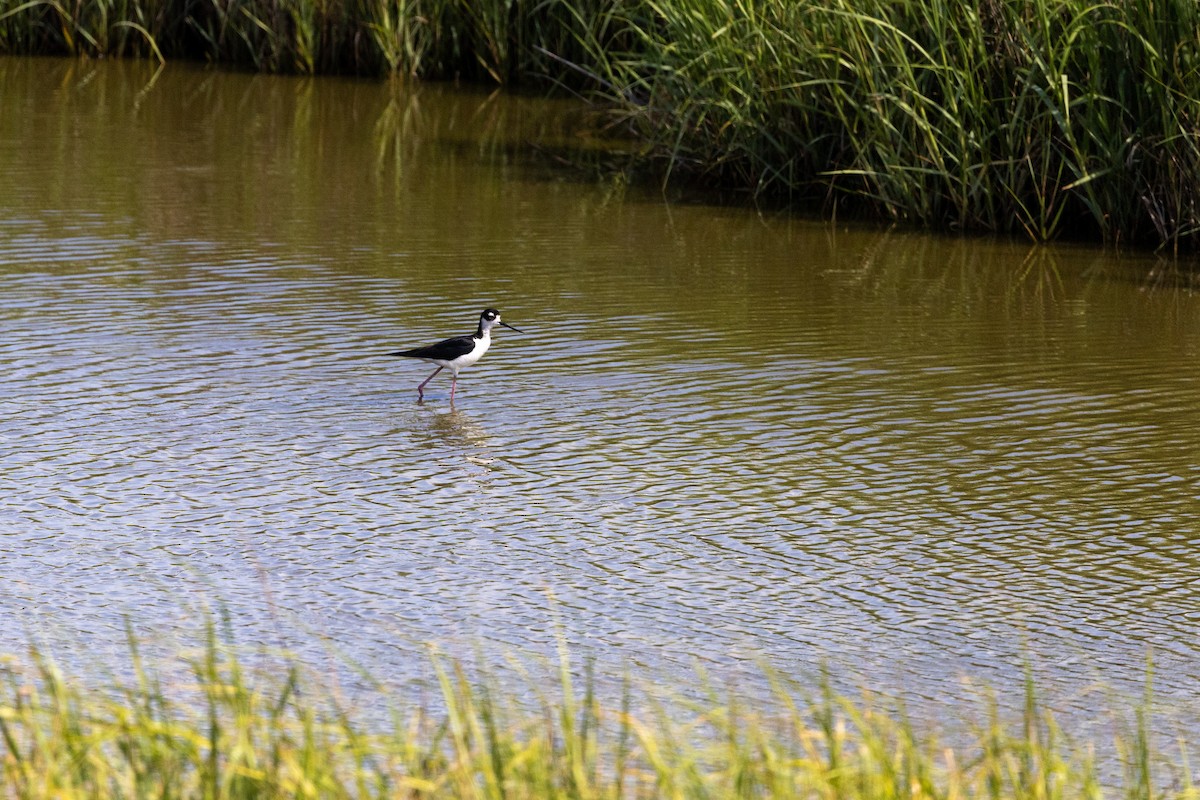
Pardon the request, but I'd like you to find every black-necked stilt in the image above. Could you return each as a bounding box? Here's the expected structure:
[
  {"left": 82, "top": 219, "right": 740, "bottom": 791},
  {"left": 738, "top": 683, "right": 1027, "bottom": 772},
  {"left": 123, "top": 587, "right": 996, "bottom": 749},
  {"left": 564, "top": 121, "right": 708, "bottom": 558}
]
[{"left": 387, "top": 308, "right": 523, "bottom": 401}]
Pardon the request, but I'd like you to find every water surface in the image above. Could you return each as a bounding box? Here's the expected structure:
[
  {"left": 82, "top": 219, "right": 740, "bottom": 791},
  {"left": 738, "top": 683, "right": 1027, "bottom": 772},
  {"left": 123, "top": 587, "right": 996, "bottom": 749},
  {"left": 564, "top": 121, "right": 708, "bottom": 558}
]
[{"left": 1, "top": 56, "right": 1199, "bottom": 729}]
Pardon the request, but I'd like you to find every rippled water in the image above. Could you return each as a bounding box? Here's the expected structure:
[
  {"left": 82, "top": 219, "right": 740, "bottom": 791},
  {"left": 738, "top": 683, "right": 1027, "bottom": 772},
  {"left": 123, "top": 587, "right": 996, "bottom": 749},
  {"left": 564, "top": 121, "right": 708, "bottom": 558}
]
[{"left": 2, "top": 57, "right": 1200, "bottom": 726}]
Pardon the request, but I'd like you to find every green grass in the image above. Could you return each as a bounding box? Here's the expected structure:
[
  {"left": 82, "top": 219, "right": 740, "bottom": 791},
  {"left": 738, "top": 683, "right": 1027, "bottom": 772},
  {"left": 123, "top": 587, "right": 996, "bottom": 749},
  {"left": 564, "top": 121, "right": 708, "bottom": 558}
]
[
  {"left": 0, "top": 0, "right": 622, "bottom": 83},
  {"left": 0, "top": 626, "right": 1193, "bottom": 799},
  {"left": 3, "top": 0, "right": 1200, "bottom": 249},
  {"left": 586, "top": 0, "right": 1200, "bottom": 250}
]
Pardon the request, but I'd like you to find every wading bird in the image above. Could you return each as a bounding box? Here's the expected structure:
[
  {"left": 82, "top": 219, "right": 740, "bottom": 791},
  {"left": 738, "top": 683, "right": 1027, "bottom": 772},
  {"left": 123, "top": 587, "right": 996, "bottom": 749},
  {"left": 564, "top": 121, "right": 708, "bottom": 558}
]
[{"left": 387, "top": 308, "right": 523, "bottom": 401}]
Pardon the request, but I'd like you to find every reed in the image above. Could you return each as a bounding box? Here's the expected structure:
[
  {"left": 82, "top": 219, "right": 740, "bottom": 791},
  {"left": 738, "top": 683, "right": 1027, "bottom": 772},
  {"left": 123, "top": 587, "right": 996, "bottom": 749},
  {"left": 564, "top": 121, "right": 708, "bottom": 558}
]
[
  {"left": 583, "top": 0, "right": 1200, "bottom": 248},
  {"left": 0, "top": 0, "right": 625, "bottom": 80},
  {"left": 0, "top": 626, "right": 1192, "bottom": 800}
]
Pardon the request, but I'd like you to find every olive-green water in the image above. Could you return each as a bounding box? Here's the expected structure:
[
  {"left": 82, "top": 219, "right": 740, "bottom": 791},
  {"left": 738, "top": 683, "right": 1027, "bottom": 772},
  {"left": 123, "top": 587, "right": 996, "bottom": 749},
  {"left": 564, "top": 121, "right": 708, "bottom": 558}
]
[{"left": 2, "top": 56, "right": 1199, "bottom": 725}]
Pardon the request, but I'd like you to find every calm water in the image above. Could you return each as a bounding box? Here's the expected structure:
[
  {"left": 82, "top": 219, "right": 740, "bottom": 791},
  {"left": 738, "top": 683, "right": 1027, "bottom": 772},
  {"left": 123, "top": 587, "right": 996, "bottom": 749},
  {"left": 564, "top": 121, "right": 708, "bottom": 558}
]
[{"left": 2, "top": 57, "right": 1199, "bottom": 727}]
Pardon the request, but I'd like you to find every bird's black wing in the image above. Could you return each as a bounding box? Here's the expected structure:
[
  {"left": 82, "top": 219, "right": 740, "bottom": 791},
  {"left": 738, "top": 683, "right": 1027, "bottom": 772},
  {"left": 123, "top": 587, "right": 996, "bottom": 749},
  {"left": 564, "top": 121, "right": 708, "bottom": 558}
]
[{"left": 387, "top": 334, "right": 476, "bottom": 360}]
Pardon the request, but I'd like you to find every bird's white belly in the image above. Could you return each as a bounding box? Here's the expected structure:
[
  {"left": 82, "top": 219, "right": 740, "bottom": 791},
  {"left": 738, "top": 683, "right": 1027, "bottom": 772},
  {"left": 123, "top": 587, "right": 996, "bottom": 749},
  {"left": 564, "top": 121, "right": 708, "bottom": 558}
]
[{"left": 446, "top": 336, "right": 490, "bottom": 371}]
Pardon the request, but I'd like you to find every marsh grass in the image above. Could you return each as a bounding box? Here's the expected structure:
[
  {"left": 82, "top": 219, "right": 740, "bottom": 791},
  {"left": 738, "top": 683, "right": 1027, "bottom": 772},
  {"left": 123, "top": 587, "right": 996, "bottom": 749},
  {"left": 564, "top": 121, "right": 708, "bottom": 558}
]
[
  {"left": 0, "top": 0, "right": 625, "bottom": 81},
  {"left": 0, "top": 625, "right": 1192, "bottom": 799},
  {"left": 2, "top": 0, "right": 1200, "bottom": 248},
  {"left": 582, "top": 0, "right": 1200, "bottom": 249}
]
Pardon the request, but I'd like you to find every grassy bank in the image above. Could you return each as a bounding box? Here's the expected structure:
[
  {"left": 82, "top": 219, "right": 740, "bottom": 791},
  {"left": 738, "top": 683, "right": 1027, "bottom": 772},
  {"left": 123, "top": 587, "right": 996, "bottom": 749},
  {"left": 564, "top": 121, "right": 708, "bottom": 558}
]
[
  {"left": 593, "top": 0, "right": 1200, "bottom": 251},
  {"left": 0, "top": 630, "right": 1192, "bottom": 799},
  {"left": 3, "top": 0, "right": 1200, "bottom": 250},
  {"left": 0, "top": 0, "right": 617, "bottom": 83}
]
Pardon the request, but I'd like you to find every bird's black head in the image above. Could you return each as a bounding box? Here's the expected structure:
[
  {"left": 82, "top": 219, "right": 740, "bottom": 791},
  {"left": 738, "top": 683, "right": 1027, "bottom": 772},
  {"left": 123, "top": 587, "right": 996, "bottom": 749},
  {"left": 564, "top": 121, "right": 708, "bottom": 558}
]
[{"left": 479, "top": 307, "right": 523, "bottom": 334}]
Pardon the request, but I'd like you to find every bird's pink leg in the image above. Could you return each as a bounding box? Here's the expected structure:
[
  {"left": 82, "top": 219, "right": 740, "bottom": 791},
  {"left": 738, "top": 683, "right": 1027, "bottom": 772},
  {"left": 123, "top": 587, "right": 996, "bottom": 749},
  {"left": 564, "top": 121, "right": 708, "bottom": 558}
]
[
  {"left": 417, "top": 366, "right": 443, "bottom": 399},
  {"left": 449, "top": 376, "right": 458, "bottom": 402}
]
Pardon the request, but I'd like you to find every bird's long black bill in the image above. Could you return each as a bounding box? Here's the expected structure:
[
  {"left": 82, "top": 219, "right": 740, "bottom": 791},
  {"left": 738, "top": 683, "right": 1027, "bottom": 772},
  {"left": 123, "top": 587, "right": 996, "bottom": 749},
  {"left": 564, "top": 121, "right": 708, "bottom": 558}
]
[{"left": 501, "top": 321, "right": 524, "bottom": 333}]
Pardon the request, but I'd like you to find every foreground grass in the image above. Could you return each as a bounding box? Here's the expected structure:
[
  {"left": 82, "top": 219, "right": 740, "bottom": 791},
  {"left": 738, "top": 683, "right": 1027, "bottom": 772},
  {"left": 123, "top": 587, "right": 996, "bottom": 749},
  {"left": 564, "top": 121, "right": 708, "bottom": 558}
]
[
  {"left": 2, "top": 0, "right": 1200, "bottom": 248},
  {"left": 0, "top": 629, "right": 1192, "bottom": 799}
]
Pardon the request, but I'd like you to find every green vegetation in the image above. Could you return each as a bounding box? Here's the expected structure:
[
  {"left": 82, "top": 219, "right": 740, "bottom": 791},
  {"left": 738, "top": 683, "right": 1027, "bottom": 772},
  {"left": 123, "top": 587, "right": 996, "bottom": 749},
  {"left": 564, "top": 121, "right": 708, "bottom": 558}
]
[
  {"left": 0, "top": 0, "right": 614, "bottom": 84},
  {"left": 0, "top": 629, "right": 1192, "bottom": 799},
  {"left": 3, "top": 0, "right": 1200, "bottom": 249},
  {"left": 590, "top": 0, "right": 1200, "bottom": 250}
]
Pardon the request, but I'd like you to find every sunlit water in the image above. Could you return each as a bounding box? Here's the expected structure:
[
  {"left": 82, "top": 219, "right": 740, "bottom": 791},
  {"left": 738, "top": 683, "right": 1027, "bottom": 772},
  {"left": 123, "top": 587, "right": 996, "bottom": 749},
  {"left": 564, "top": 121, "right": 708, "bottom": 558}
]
[{"left": 2, "top": 57, "right": 1199, "bottom": 732}]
